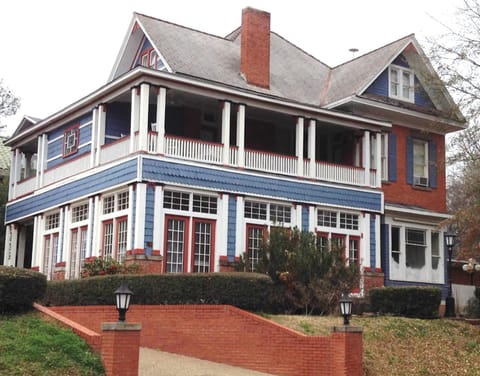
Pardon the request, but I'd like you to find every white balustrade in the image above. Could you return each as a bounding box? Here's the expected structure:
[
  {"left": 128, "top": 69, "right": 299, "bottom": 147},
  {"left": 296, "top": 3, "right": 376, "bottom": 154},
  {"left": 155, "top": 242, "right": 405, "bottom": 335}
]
[
  {"left": 370, "top": 169, "right": 378, "bottom": 187},
  {"left": 148, "top": 132, "right": 157, "bottom": 153},
  {"left": 165, "top": 136, "right": 223, "bottom": 164},
  {"left": 245, "top": 149, "right": 297, "bottom": 176},
  {"left": 229, "top": 147, "right": 238, "bottom": 166},
  {"left": 315, "top": 161, "right": 365, "bottom": 186}
]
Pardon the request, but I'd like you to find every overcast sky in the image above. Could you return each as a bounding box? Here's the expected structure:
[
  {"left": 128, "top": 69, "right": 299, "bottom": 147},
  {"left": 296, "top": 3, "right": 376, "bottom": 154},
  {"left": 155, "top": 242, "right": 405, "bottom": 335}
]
[{"left": 0, "top": 0, "right": 463, "bottom": 136}]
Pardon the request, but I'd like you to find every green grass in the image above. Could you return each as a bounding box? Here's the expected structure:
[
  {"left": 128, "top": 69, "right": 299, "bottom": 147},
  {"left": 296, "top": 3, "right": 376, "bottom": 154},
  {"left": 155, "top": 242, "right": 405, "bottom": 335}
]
[
  {"left": 268, "top": 315, "right": 480, "bottom": 376},
  {"left": 0, "top": 312, "right": 104, "bottom": 376}
]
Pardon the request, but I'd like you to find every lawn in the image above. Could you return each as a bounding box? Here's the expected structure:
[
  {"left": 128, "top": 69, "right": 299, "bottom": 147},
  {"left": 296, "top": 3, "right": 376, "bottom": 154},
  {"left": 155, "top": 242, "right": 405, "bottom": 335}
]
[
  {"left": 269, "top": 315, "right": 480, "bottom": 376},
  {"left": 0, "top": 312, "right": 104, "bottom": 376}
]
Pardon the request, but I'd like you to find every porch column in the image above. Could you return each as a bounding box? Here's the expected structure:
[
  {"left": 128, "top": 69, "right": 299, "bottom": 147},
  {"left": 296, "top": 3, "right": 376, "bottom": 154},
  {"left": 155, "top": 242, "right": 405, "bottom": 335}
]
[
  {"left": 152, "top": 185, "right": 164, "bottom": 255},
  {"left": 155, "top": 87, "right": 167, "bottom": 154},
  {"left": 95, "top": 104, "right": 106, "bottom": 166},
  {"left": 129, "top": 87, "right": 140, "bottom": 153},
  {"left": 10, "top": 149, "right": 21, "bottom": 198},
  {"left": 8, "top": 150, "right": 16, "bottom": 199},
  {"left": 3, "top": 224, "right": 18, "bottom": 266},
  {"left": 133, "top": 183, "right": 147, "bottom": 253},
  {"left": 90, "top": 107, "right": 98, "bottom": 168},
  {"left": 307, "top": 119, "right": 316, "bottom": 178},
  {"left": 85, "top": 197, "right": 95, "bottom": 259},
  {"left": 91, "top": 195, "right": 102, "bottom": 258},
  {"left": 17, "top": 226, "right": 26, "bottom": 268},
  {"left": 363, "top": 130, "right": 370, "bottom": 186},
  {"left": 36, "top": 134, "right": 47, "bottom": 189},
  {"left": 24, "top": 154, "right": 32, "bottom": 178},
  {"left": 236, "top": 104, "right": 245, "bottom": 168},
  {"left": 375, "top": 132, "right": 382, "bottom": 187},
  {"left": 138, "top": 83, "right": 150, "bottom": 152},
  {"left": 296, "top": 117, "right": 304, "bottom": 177},
  {"left": 221, "top": 101, "right": 231, "bottom": 165}
]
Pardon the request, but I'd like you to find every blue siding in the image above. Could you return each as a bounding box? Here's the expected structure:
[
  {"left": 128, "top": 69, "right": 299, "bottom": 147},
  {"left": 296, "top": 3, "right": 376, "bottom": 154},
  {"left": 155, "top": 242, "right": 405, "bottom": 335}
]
[
  {"left": 429, "top": 141, "right": 437, "bottom": 189},
  {"left": 48, "top": 113, "right": 93, "bottom": 140},
  {"left": 227, "top": 196, "right": 237, "bottom": 261},
  {"left": 388, "top": 133, "right": 397, "bottom": 182},
  {"left": 370, "top": 215, "right": 376, "bottom": 269},
  {"left": 392, "top": 55, "right": 409, "bottom": 68},
  {"left": 105, "top": 102, "right": 131, "bottom": 144},
  {"left": 414, "top": 77, "right": 435, "bottom": 108},
  {"left": 47, "top": 144, "right": 91, "bottom": 169},
  {"left": 141, "top": 158, "right": 382, "bottom": 213},
  {"left": 385, "top": 279, "right": 448, "bottom": 298},
  {"left": 301, "top": 206, "right": 309, "bottom": 232},
  {"left": 381, "top": 223, "right": 390, "bottom": 280},
  {"left": 144, "top": 185, "right": 154, "bottom": 256},
  {"left": 6, "top": 159, "right": 138, "bottom": 222},
  {"left": 133, "top": 38, "right": 153, "bottom": 67},
  {"left": 365, "top": 69, "right": 389, "bottom": 97}
]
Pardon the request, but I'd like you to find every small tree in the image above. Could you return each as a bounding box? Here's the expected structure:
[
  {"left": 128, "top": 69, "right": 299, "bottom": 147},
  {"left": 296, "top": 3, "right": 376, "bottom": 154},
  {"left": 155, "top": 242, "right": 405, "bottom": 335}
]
[
  {"left": 258, "top": 228, "right": 358, "bottom": 315},
  {"left": 0, "top": 80, "right": 20, "bottom": 127}
]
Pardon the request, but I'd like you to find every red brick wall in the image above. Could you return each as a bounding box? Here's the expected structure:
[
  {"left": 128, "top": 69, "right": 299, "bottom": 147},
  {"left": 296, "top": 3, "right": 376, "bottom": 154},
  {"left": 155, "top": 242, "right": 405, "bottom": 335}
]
[
  {"left": 45, "top": 304, "right": 363, "bottom": 376},
  {"left": 363, "top": 271, "right": 385, "bottom": 295},
  {"left": 382, "top": 125, "right": 446, "bottom": 213}
]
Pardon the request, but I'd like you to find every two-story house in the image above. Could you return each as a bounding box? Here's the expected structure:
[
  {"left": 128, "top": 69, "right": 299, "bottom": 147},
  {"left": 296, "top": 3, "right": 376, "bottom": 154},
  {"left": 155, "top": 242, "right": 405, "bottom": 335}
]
[{"left": 3, "top": 8, "right": 465, "bottom": 297}]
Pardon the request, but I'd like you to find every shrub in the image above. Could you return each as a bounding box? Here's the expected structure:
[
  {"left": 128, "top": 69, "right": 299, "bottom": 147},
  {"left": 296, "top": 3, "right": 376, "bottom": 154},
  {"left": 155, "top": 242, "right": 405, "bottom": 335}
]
[
  {"left": 369, "top": 286, "right": 441, "bottom": 318},
  {"left": 81, "top": 257, "right": 140, "bottom": 277},
  {"left": 0, "top": 266, "right": 47, "bottom": 313},
  {"left": 464, "top": 286, "right": 480, "bottom": 318},
  {"left": 41, "top": 273, "right": 274, "bottom": 312}
]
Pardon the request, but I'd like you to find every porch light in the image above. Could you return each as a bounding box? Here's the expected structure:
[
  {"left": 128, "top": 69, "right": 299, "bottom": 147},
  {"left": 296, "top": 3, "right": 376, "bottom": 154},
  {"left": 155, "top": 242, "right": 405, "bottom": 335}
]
[
  {"left": 339, "top": 293, "right": 353, "bottom": 326},
  {"left": 444, "top": 231, "right": 457, "bottom": 318},
  {"left": 114, "top": 282, "right": 133, "bottom": 322}
]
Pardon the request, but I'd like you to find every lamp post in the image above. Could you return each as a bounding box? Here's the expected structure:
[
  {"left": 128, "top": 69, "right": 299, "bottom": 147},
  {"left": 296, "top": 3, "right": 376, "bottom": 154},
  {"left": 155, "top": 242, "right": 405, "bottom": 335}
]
[
  {"left": 444, "top": 232, "right": 457, "bottom": 318},
  {"left": 114, "top": 282, "right": 133, "bottom": 322},
  {"left": 339, "top": 293, "right": 353, "bottom": 326}
]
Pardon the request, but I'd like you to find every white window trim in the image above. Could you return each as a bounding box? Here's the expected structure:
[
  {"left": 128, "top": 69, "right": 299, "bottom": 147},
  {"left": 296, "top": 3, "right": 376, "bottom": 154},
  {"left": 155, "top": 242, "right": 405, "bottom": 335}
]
[
  {"left": 389, "top": 65, "right": 415, "bottom": 103},
  {"left": 413, "top": 139, "right": 429, "bottom": 186}
]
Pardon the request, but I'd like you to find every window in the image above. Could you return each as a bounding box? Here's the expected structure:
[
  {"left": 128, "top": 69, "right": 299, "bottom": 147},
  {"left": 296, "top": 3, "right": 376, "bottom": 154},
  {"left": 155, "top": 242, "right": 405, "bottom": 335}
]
[
  {"left": 103, "top": 191, "right": 129, "bottom": 214},
  {"left": 43, "top": 234, "right": 59, "bottom": 279},
  {"left": 431, "top": 232, "right": 440, "bottom": 270},
  {"left": 192, "top": 219, "right": 215, "bottom": 272},
  {"left": 165, "top": 216, "right": 187, "bottom": 273},
  {"left": 193, "top": 194, "right": 217, "bottom": 214},
  {"left": 340, "top": 213, "right": 359, "bottom": 230},
  {"left": 69, "top": 227, "right": 87, "bottom": 279},
  {"left": 413, "top": 139, "right": 428, "bottom": 186},
  {"left": 164, "top": 190, "right": 189, "bottom": 211},
  {"left": 317, "top": 210, "right": 359, "bottom": 230},
  {"left": 246, "top": 224, "right": 265, "bottom": 272},
  {"left": 102, "top": 217, "right": 128, "bottom": 262},
  {"left": 270, "top": 204, "right": 291, "bottom": 224},
  {"left": 317, "top": 210, "right": 337, "bottom": 228},
  {"left": 349, "top": 237, "right": 360, "bottom": 266},
  {"left": 380, "top": 134, "right": 388, "bottom": 181},
  {"left": 63, "top": 126, "right": 79, "bottom": 157},
  {"left": 405, "top": 229, "right": 426, "bottom": 269},
  {"left": 140, "top": 49, "right": 158, "bottom": 69},
  {"left": 244, "top": 201, "right": 267, "bottom": 220},
  {"left": 72, "top": 203, "right": 89, "bottom": 223},
  {"left": 45, "top": 213, "right": 60, "bottom": 230},
  {"left": 389, "top": 65, "right": 414, "bottom": 102},
  {"left": 391, "top": 226, "right": 400, "bottom": 264}
]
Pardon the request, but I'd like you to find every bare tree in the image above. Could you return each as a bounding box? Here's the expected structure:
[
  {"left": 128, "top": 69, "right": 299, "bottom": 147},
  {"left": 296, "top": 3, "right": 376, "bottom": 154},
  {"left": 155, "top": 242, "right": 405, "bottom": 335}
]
[
  {"left": 427, "top": 0, "right": 480, "bottom": 256},
  {"left": 0, "top": 80, "right": 20, "bottom": 127}
]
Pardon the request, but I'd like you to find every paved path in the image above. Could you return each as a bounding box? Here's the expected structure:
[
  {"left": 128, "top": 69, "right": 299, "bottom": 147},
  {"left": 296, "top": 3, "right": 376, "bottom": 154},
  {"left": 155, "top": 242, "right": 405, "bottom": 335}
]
[{"left": 139, "top": 348, "right": 275, "bottom": 376}]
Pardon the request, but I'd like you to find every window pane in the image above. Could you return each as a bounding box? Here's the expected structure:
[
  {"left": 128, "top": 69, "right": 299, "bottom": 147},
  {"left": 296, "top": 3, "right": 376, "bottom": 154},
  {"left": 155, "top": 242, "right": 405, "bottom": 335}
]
[
  {"left": 317, "top": 210, "right": 337, "bottom": 227},
  {"left": 406, "top": 229, "right": 426, "bottom": 269},
  {"left": 193, "top": 221, "right": 212, "bottom": 273},
  {"left": 270, "top": 204, "right": 291, "bottom": 224},
  {"left": 164, "top": 190, "right": 189, "bottom": 211},
  {"left": 193, "top": 194, "right": 217, "bottom": 214},
  {"left": 117, "top": 219, "right": 128, "bottom": 262},
  {"left": 166, "top": 219, "right": 185, "bottom": 273},
  {"left": 244, "top": 201, "right": 267, "bottom": 220},
  {"left": 247, "top": 226, "right": 264, "bottom": 272},
  {"left": 349, "top": 238, "right": 359, "bottom": 265},
  {"left": 391, "top": 227, "right": 400, "bottom": 264},
  {"left": 431, "top": 232, "right": 440, "bottom": 270},
  {"left": 340, "top": 213, "right": 359, "bottom": 230},
  {"left": 103, "top": 223, "right": 114, "bottom": 259}
]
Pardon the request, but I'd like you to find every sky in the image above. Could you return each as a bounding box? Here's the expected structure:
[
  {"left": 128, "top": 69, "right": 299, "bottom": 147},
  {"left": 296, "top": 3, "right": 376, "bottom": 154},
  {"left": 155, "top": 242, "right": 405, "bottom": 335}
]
[{"left": 0, "top": 0, "right": 463, "bottom": 136}]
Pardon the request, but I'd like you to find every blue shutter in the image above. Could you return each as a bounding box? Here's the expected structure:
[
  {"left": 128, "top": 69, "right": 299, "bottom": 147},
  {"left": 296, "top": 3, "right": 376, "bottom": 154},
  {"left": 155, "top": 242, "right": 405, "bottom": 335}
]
[
  {"left": 381, "top": 223, "right": 390, "bottom": 279},
  {"left": 429, "top": 141, "right": 437, "bottom": 189},
  {"left": 388, "top": 133, "right": 397, "bottom": 182},
  {"left": 406, "top": 136, "right": 413, "bottom": 185}
]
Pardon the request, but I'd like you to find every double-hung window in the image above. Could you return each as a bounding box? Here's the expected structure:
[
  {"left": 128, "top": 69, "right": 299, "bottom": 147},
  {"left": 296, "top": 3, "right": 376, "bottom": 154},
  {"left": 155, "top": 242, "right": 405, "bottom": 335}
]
[
  {"left": 101, "top": 191, "right": 129, "bottom": 262},
  {"left": 405, "top": 229, "right": 426, "bottom": 269},
  {"left": 389, "top": 65, "right": 414, "bottom": 102},
  {"left": 413, "top": 139, "right": 429, "bottom": 187},
  {"left": 43, "top": 212, "right": 60, "bottom": 279}
]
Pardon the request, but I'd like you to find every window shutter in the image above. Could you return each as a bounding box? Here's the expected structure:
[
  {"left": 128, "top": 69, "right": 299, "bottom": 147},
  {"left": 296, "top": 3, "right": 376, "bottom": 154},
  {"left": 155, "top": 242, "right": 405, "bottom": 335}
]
[
  {"left": 406, "top": 136, "right": 413, "bottom": 185},
  {"left": 381, "top": 223, "right": 390, "bottom": 275},
  {"left": 388, "top": 133, "right": 397, "bottom": 182},
  {"left": 429, "top": 141, "right": 437, "bottom": 189}
]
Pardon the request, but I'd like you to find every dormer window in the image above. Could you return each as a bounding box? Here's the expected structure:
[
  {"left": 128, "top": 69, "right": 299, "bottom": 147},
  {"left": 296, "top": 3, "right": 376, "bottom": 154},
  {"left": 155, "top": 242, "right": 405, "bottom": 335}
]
[
  {"left": 140, "top": 49, "right": 157, "bottom": 69},
  {"left": 389, "top": 65, "right": 414, "bottom": 102},
  {"left": 63, "top": 125, "right": 79, "bottom": 157}
]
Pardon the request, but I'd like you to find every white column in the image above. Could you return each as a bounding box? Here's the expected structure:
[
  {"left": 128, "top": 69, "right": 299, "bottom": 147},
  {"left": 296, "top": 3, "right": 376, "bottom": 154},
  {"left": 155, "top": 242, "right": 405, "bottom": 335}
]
[
  {"left": 62, "top": 206, "right": 71, "bottom": 272},
  {"left": 221, "top": 102, "right": 231, "bottom": 165},
  {"left": 3, "top": 225, "right": 18, "bottom": 266},
  {"left": 95, "top": 104, "right": 106, "bottom": 166},
  {"left": 129, "top": 87, "right": 140, "bottom": 153},
  {"left": 236, "top": 104, "right": 245, "bottom": 168},
  {"left": 156, "top": 87, "right": 167, "bottom": 154},
  {"left": 86, "top": 197, "right": 94, "bottom": 258},
  {"left": 295, "top": 117, "right": 304, "bottom": 176},
  {"left": 90, "top": 107, "right": 98, "bottom": 168},
  {"left": 32, "top": 216, "right": 39, "bottom": 268},
  {"left": 362, "top": 213, "right": 371, "bottom": 269},
  {"left": 363, "top": 130, "right": 371, "bottom": 186},
  {"left": 134, "top": 183, "right": 147, "bottom": 252},
  {"left": 375, "top": 132, "right": 382, "bottom": 187},
  {"left": 35, "top": 136, "right": 43, "bottom": 189},
  {"left": 127, "top": 185, "right": 135, "bottom": 253},
  {"left": 294, "top": 204, "right": 302, "bottom": 229},
  {"left": 91, "top": 195, "right": 102, "bottom": 258},
  {"left": 138, "top": 83, "right": 150, "bottom": 152},
  {"left": 17, "top": 226, "right": 26, "bottom": 268},
  {"left": 8, "top": 150, "right": 16, "bottom": 199},
  {"left": 11, "top": 149, "right": 21, "bottom": 198},
  {"left": 152, "top": 185, "right": 164, "bottom": 254},
  {"left": 308, "top": 119, "right": 316, "bottom": 178},
  {"left": 309, "top": 206, "right": 316, "bottom": 232},
  {"left": 216, "top": 193, "right": 229, "bottom": 271},
  {"left": 57, "top": 208, "right": 65, "bottom": 264},
  {"left": 38, "top": 135, "right": 48, "bottom": 188},
  {"left": 375, "top": 214, "right": 381, "bottom": 270},
  {"left": 235, "top": 196, "right": 245, "bottom": 258}
]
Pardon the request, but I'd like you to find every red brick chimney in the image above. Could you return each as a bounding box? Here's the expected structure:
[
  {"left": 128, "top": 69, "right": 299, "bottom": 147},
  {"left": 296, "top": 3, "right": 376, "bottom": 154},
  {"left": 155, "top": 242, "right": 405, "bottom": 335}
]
[{"left": 240, "top": 7, "right": 271, "bottom": 89}]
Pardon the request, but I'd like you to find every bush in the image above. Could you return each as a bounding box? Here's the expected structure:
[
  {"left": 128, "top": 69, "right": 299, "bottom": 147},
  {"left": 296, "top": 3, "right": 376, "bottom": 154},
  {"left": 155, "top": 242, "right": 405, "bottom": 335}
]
[
  {"left": 81, "top": 256, "right": 140, "bottom": 277},
  {"left": 0, "top": 266, "right": 47, "bottom": 313},
  {"left": 464, "top": 286, "right": 480, "bottom": 318},
  {"left": 370, "top": 286, "right": 441, "bottom": 318},
  {"left": 41, "top": 273, "right": 274, "bottom": 312}
]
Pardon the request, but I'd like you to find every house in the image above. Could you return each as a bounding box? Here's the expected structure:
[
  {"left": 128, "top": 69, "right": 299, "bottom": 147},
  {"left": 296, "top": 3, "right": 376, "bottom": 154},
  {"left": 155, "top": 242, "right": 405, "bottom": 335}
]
[{"left": 3, "top": 8, "right": 465, "bottom": 298}]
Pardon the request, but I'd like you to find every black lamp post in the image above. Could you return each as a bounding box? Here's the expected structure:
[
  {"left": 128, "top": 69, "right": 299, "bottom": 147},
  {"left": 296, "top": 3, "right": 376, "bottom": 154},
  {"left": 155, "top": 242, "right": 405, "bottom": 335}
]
[
  {"left": 444, "top": 232, "right": 457, "bottom": 318},
  {"left": 339, "top": 293, "right": 353, "bottom": 326},
  {"left": 114, "top": 282, "right": 133, "bottom": 322}
]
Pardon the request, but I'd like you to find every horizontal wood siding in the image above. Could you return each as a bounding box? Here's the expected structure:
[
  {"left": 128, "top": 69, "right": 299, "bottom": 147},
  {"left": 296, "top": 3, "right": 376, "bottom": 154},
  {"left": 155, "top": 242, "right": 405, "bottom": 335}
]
[
  {"left": 227, "top": 196, "right": 237, "bottom": 261},
  {"left": 365, "top": 69, "right": 389, "bottom": 97}
]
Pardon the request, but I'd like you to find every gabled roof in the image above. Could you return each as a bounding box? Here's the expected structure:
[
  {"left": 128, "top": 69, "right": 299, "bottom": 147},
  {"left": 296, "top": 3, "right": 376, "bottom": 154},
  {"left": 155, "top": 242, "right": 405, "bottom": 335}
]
[
  {"left": 110, "top": 12, "right": 331, "bottom": 106},
  {"left": 11, "top": 115, "right": 41, "bottom": 139}
]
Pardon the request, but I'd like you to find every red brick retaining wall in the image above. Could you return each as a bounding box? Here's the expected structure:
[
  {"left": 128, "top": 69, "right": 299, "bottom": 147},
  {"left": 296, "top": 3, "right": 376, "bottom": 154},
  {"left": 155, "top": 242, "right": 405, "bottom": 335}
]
[{"left": 39, "top": 304, "right": 363, "bottom": 376}]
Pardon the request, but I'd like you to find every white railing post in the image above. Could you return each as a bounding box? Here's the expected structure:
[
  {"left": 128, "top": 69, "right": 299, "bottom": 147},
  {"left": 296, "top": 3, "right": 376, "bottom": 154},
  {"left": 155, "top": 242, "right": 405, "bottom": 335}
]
[
  {"left": 130, "top": 87, "right": 140, "bottom": 153},
  {"left": 222, "top": 101, "right": 231, "bottom": 165},
  {"left": 363, "top": 130, "right": 370, "bottom": 186},
  {"left": 90, "top": 107, "right": 98, "bottom": 168},
  {"left": 236, "top": 104, "right": 245, "bottom": 168},
  {"left": 156, "top": 87, "right": 166, "bottom": 154},
  {"left": 138, "top": 83, "right": 150, "bottom": 152},
  {"left": 308, "top": 119, "right": 316, "bottom": 178},
  {"left": 375, "top": 132, "right": 382, "bottom": 187},
  {"left": 95, "top": 104, "right": 106, "bottom": 167},
  {"left": 296, "top": 117, "right": 304, "bottom": 176}
]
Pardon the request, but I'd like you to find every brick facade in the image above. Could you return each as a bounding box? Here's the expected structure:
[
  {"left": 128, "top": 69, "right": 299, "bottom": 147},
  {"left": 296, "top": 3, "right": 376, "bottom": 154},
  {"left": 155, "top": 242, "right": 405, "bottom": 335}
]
[{"left": 40, "top": 304, "right": 363, "bottom": 376}]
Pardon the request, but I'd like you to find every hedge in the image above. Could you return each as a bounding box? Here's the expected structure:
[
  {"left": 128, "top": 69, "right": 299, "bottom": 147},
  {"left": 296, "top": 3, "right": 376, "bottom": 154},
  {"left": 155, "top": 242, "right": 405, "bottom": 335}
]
[
  {"left": 41, "top": 273, "right": 275, "bottom": 312},
  {"left": 369, "top": 286, "right": 441, "bottom": 318},
  {"left": 0, "top": 266, "right": 47, "bottom": 313}
]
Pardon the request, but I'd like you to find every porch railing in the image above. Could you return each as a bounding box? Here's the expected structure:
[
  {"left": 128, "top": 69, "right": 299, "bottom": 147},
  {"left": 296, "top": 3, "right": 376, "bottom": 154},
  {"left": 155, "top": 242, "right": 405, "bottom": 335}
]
[
  {"left": 245, "top": 149, "right": 297, "bottom": 176},
  {"left": 43, "top": 154, "right": 90, "bottom": 186},
  {"left": 165, "top": 136, "right": 223, "bottom": 165},
  {"left": 315, "top": 161, "right": 365, "bottom": 186}
]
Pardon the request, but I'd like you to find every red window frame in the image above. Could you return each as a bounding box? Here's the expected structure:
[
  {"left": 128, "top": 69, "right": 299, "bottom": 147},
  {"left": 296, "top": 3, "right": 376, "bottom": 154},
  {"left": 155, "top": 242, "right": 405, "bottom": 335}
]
[
  {"left": 43, "top": 233, "right": 59, "bottom": 278},
  {"left": 191, "top": 218, "right": 216, "bottom": 273},
  {"left": 140, "top": 48, "right": 157, "bottom": 69},
  {"left": 245, "top": 224, "right": 267, "bottom": 272},
  {"left": 348, "top": 235, "right": 361, "bottom": 267},
  {"left": 63, "top": 124, "right": 80, "bottom": 158},
  {"left": 101, "top": 216, "right": 128, "bottom": 262},
  {"left": 164, "top": 215, "right": 189, "bottom": 273}
]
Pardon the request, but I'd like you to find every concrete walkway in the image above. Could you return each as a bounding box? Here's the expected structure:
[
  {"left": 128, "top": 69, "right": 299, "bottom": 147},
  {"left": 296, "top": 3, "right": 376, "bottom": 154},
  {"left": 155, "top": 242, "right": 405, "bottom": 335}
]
[{"left": 139, "top": 348, "right": 275, "bottom": 376}]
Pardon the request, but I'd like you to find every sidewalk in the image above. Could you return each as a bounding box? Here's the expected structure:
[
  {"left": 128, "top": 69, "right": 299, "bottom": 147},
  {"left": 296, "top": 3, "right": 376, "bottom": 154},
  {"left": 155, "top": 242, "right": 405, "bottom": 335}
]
[{"left": 139, "top": 348, "right": 275, "bottom": 376}]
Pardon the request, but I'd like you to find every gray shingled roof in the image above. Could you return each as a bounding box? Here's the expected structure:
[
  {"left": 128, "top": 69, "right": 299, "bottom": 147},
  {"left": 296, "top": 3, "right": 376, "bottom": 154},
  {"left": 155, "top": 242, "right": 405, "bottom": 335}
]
[{"left": 136, "top": 13, "right": 331, "bottom": 106}]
